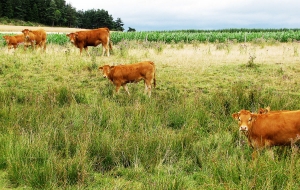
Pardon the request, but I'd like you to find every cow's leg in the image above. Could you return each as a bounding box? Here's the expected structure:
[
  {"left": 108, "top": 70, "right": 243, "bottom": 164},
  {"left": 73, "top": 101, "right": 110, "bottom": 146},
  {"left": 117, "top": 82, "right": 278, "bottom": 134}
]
[
  {"left": 84, "top": 47, "right": 90, "bottom": 56},
  {"left": 144, "top": 80, "right": 152, "bottom": 97},
  {"left": 7, "top": 45, "right": 12, "bottom": 52},
  {"left": 122, "top": 84, "right": 130, "bottom": 96},
  {"left": 31, "top": 42, "right": 35, "bottom": 50},
  {"left": 115, "top": 85, "right": 122, "bottom": 95},
  {"left": 102, "top": 44, "right": 109, "bottom": 57},
  {"left": 43, "top": 41, "right": 46, "bottom": 52},
  {"left": 105, "top": 40, "right": 110, "bottom": 57},
  {"left": 102, "top": 44, "right": 105, "bottom": 56},
  {"left": 79, "top": 48, "right": 82, "bottom": 56}
]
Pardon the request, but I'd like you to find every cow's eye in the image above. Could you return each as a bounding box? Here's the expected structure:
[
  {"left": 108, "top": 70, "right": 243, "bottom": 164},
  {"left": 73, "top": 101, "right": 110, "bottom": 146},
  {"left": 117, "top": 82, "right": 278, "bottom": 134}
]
[
  {"left": 238, "top": 117, "right": 241, "bottom": 121},
  {"left": 248, "top": 117, "right": 252, "bottom": 121}
]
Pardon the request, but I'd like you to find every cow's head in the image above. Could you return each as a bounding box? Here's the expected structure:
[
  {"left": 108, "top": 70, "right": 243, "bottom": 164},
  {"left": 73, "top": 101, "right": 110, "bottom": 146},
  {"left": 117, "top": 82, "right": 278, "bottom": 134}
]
[
  {"left": 232, "top": 110, "right": 257, "bottom": 132},
  {"left": 66, "top": 33, "right": 76, "bottom": 43},
  {"left": 99, "top": 65, "right": 114, "bottom": 78},
  {"left": 3, "top": 36, "right": 10, "bottom": 43},
  {"left": 22, "top": 29, "right": 31, "bottom": 40}
]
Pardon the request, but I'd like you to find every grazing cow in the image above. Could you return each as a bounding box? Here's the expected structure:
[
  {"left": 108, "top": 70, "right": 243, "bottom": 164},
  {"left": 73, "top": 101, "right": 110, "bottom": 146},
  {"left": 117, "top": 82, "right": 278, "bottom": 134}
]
[
  {"left": 66, "top": 27, "right": 112, "bottom": 56},
  {"left": 99, "top": 61, "right": 156, "bottom": 97},
  {"left": 232, "top": 109, "right": 300, "bottom": 158},
  {"left": 21, "top": 29, "right": 47, "bottom": 51},
  {"left": 2, "top": 34, "right": 30, "bottom": 51}
]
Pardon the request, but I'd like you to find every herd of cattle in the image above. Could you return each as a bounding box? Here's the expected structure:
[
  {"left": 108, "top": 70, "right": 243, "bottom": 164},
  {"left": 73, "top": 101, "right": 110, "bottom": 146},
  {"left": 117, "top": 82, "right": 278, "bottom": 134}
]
[
  {"left": 2, "top": 27, "right": 156, "bottom": 97},
  {"left": 2, "top": 27, "right": 112, "bottom": 55},
  {"left": 2, "top": 27, "right": 300, "bottom": 158}
]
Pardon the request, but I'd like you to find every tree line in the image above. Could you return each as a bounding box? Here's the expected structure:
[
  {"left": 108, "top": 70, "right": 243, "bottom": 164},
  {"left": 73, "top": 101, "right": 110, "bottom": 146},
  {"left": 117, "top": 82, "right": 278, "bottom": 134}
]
[{"left": 0, "top": 0, "right": 126, "bottom": 31}]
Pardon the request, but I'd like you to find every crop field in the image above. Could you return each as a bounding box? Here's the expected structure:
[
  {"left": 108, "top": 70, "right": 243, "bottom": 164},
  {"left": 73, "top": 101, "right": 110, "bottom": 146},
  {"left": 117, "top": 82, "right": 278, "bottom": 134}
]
[{"left": 0, "top": 30, "right": 300, "bottom": 189}]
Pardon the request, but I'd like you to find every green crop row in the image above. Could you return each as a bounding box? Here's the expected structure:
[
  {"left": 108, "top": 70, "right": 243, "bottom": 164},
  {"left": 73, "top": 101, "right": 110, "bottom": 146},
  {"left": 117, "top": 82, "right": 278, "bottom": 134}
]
[
  {"left": 1, "top": 30, "right": 300, "bottom": 47},
  {"left": 110, "top": 30, "right": 300, "bottom": 44}
]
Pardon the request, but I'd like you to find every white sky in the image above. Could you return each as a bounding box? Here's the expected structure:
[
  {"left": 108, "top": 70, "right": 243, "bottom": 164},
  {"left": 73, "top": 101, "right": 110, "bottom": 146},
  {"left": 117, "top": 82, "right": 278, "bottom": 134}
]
[{"left": 67, "top": 0, "right": 300, "bottom": 31}]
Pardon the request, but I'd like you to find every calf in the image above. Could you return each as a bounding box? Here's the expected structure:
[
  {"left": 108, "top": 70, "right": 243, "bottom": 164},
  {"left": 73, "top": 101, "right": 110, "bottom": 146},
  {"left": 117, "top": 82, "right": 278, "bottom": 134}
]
[
  {"left": 3, "top": 34, "right": 27, "bottom": 51},
  {"left": 99, "top": 61, "right": 156, "bottom": 97},
  {"left": 232, "top": 110, "right": 300, "bottom": 158}
]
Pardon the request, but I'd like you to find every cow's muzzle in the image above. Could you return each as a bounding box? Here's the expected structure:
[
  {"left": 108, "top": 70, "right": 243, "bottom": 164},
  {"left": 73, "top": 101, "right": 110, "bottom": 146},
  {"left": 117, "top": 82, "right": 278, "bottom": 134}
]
[{"left": 239, "top": 125, "right": 248, "bottom": 131}]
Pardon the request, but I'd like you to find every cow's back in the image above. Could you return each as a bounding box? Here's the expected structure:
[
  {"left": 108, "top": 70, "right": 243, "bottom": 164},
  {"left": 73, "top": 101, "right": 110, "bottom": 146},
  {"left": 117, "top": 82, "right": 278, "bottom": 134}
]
[
  {"left": 15, "top": 34, "right": 25, "bottom": 43},
  {"left": 77, "top": 28, "right": 109, "bottom": 46},
  {"left": 112, "top": 61, "right": 154, "bottom": 81},
  {"left": 32, "top": 29, "right": 47, "bottom": 41},
  {"left": 252, "top": 111, "right": 300, "bottom": 146}
]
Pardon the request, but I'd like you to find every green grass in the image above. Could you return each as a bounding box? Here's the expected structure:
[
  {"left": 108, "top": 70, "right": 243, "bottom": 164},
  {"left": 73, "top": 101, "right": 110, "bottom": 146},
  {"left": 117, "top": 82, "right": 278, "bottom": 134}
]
[{"left": 0, "top": 41, "right": 300, "bottom": 189}]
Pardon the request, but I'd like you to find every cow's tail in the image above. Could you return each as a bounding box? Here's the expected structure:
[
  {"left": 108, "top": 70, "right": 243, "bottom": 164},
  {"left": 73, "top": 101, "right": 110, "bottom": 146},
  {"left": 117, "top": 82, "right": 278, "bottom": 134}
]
[
  {"left": 150, "top": 61, "right": 156, "bottom": 88},
  {"left": 109, "top": 40, "right": 113, "bottom": 51}
]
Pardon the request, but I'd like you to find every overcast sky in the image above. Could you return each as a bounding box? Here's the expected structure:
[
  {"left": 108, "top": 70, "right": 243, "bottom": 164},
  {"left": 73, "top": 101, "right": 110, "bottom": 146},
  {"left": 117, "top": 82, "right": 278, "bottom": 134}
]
[{"left": 67, "top": 0, "right": 300, "bottom": 31}]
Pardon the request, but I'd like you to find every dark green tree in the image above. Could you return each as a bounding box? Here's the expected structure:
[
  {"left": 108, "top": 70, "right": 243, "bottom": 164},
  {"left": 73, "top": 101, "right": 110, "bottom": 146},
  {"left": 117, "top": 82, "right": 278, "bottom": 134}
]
[
  {"left": 95, "top": 9, "right": 114, "bottom": 28},
  {"left": 54, "top": 0, "right": 66, "bottom": 25},
  {"left": 37, "top": 0, "right": 51, "bottom": 24},
  {"left": 114, "top": 18, "right": 124, "bottom": 31},
  {"left": 3, "top": 0, "right": 13, "bottom": 18},
  {"left": 128, "top": 27, "right": 136, "bottom": 32},
  {"left": 0, "top": 2, "right": 3, "bottom": 17},
  {"left": 31, "top": 3, "right": 39, "bottom": 22},
  {"left": 64, "top": 3, "right": 77, "bottom": 27},
  {"left": 53, "top": 9, "right": 61, "bottom": 26},
  {"left": 13, "top": 0, "right": 25, "bottom": 20},
  {"left": 46, "top": 0, "right": 57, "bottom": 26},
  {"left": 0, "top": 0, "right": 126, "bottom": 29}
]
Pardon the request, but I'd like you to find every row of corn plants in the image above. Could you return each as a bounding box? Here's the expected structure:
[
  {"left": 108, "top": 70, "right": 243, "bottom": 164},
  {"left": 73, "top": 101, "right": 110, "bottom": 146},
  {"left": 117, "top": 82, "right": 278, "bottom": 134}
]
[
  {"left": 1, "top": 29, "right": 300, "bottom": 46},
  {"left": 110, "top": 30, "right": 300, "bottom": 44}
]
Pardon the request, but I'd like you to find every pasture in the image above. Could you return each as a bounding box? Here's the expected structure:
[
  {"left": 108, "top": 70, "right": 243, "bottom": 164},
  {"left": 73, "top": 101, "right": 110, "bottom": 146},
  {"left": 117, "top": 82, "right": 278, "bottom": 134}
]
[{"left": 0, "top": 33, "right": 300, "bottom": 189}]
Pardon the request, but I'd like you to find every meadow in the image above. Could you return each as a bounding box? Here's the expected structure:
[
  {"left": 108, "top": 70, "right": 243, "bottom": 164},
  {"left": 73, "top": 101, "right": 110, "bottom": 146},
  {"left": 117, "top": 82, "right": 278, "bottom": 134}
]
[{"left": 0, "top": 32, "right": 300, "bottom": 189}]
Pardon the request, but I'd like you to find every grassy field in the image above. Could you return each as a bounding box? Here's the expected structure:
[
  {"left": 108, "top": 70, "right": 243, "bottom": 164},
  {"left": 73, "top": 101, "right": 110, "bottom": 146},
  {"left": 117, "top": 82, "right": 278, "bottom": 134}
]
[{"left": 1, "top": 39, "right": 300, "bottom": 189}]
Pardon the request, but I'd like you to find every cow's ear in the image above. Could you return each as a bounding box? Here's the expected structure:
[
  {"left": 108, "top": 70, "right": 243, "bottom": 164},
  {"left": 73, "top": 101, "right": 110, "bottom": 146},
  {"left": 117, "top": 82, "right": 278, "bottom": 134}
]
[
  {"left": 250, "top": 113, "right": 258, "bottom": 121},
  {"left": 98, "top": 66, "right": 103, "bottom": 70},
  {"left": 110, "top": 66, "right": 115, "bottom": 69},
  {"left": 232, "top": 113, "right": 239, "bottom": 120},
  {"left": 66, "top": 34, "right": 69, "bottom": 37}
]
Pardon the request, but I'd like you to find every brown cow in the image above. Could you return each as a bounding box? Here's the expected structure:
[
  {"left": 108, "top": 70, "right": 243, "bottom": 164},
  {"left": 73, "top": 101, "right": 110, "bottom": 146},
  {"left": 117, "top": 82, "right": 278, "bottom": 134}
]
[
  {"left": 2, "top": 34, "right": 30, "bottom": 51},
  {"left": 21, "top": 29, "right": 47, "bottom": 51},
  {"left": 66, "top": 27, "right": 112, "bottom": 56},
  {"left": 232, "top": 109, "right": 300, "bottom": 158},
  {"left": 99, "top": 61, "right": 156, "bottom": 97}
]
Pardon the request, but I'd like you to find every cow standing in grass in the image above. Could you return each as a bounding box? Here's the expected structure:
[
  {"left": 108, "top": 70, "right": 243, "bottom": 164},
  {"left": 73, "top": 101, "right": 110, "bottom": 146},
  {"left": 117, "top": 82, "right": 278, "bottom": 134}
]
[
  {"left": 22, "top": 28, "right": 47, "bottom": 52},
  {"left": 99, "top": 61, "right": 156, "bottom": 97},
  {"left": 66, "top": 27, "right": 112, "bottom": 56},
  {"left": 232, "top": 109, "right": 300, "bottom": 158}
]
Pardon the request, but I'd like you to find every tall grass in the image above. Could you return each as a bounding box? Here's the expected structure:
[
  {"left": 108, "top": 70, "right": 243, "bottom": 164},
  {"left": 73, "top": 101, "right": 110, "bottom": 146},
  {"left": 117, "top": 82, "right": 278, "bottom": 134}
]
[{"left": 0, "top": 41, "right": 300, "bottom": 189}]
